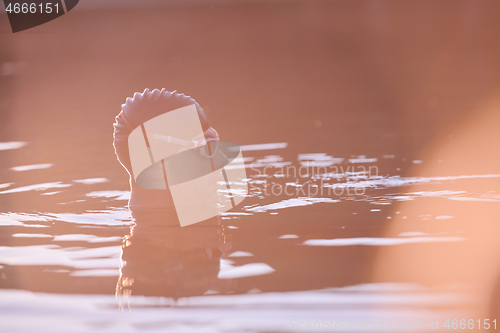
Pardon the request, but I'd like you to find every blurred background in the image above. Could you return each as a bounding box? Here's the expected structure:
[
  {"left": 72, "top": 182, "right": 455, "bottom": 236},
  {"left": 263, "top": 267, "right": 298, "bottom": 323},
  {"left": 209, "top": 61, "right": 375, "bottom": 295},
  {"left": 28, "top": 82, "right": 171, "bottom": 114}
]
[{"left": 1, "top": 0, "right": 500, "bottom": 332}]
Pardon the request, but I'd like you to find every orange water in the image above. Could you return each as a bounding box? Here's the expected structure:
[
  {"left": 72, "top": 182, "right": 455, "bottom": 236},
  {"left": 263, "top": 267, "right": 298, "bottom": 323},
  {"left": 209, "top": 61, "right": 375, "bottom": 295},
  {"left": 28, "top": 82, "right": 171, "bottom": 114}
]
[{"left": 1, "top": 1, "right": 500, "bottom": 331}]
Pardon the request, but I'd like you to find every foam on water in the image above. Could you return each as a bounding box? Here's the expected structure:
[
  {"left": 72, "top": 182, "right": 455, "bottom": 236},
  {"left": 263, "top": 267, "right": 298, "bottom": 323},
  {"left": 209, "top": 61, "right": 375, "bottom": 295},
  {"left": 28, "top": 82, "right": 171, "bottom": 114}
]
[
  {"left": 0, "top": 141, "right": 26, "bottom": 151},
  {"left": 246, "top": 197, "right": 339, "bottom": 212},
  {"left": 46, "top": 209, "right": 133, "bottom": 226},
  {"left": 85, "top": 190, "right": 131, "bottom": 200},
  {"left": 0, "top": 283, "right": 473, "bottom": 333},
  {"left": 11, "top": 163, "right": 53, "bottom": 172},
  {"left": 0, "top": 182, "right": 72, "bottom": 194},
  {"left": 239, "top": 142, "right": 288, "bottom": 151},
  {"left": 218, "top": 262, "right": 275, "bottom": 279},
  {"left": 73, "top": 178, "right": 109, "bottom": 185},
  {"left": 302, "top": 237, "right": 466, "bottom": 246},
  {"left": 0, "top": 213, "right": 51, "bottom": 227},
  {"left": 0, "top": 244, "right": 121, "bottom": 268}
]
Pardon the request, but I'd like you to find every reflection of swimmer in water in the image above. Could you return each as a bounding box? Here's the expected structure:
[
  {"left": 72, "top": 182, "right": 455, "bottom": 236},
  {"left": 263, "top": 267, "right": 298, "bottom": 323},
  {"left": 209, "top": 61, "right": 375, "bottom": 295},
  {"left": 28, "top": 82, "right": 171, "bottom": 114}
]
[
  {"left": 115, "top": 209, "right": 234, "bottom": 301},
  {"left": 113, "top": 89, "right": 235, "bottom": 302}
]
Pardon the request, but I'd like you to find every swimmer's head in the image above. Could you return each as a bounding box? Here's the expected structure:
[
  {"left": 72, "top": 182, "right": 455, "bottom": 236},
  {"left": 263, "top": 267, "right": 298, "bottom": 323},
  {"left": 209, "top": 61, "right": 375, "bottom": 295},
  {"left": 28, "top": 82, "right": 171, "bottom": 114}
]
[
  {"left": 113, "top": 88, "right": 216, "bottom": 208},
  {"left": 119, "top": 88, "right": 210, "bottom": 132}
]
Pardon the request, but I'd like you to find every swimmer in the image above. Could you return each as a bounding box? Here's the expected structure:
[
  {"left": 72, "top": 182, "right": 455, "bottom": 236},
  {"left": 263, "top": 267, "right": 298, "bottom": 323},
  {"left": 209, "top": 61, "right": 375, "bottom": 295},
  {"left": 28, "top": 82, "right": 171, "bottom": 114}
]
[{"left": 113, "top": 88, "right": 221, "bottom": 223}]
